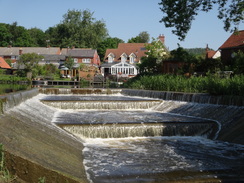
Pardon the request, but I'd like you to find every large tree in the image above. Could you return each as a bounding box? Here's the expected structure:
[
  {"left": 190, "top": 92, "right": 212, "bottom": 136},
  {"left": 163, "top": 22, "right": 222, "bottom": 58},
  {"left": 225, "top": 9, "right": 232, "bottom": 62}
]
[
  {"left": 159, "top": 0, "right": 244, "bottom": 40},
  {"left": 46, "top": 9, "right": 108, "bottom": 48}
]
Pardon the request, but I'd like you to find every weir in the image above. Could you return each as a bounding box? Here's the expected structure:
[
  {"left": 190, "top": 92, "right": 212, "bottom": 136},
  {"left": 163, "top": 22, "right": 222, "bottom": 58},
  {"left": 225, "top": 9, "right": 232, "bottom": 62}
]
[
  {"left": 122, "top": 89, "right": 244, "bottom": 106},
  {"left": 58, "top": 121, "right": 218, "bottom": 139},
  {"left": 41, "top": 99, "right": 161, "bottom": 110},
  {"left": 0, "top": 88, "right": 243, "bottom": 183}
]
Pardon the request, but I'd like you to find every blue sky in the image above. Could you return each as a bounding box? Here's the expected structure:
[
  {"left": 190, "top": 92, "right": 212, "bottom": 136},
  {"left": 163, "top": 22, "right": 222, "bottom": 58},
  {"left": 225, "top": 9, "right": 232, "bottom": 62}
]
[{"left": 0, "top": 0, "right": 243, "bottom": 50}]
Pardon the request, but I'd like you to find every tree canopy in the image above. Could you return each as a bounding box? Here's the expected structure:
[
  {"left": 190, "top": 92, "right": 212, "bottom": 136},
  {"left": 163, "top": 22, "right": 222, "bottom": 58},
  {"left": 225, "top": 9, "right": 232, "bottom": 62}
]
[
  {"left": 159, "top": 0, "right": 244, "bottom": 40},
  {"left": 128, "top": 31, "right": 150, "bottom": 43},
  {"left": 97, "top": 37, "right": 124, "bottom": 60},
  {"left": 45, "top": 9, "right": 108, "bottom": 48}
]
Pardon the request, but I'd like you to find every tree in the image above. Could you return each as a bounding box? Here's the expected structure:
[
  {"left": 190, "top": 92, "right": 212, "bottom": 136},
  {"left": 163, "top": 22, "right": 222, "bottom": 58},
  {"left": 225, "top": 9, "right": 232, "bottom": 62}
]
[
  {"left": 9, "top": 22, "right": 33, "bottom": 46},
  {"left": 159, "top": 0, "right": 244, "bottom": 40},
  {"left": 232, "top": 50, "right": 244, "bottom": 74},
  {"left": 169, "top": 46, "right": 198, "bottom": 74},
  {"left": 97, "top": 37, "right": 124, "bottom": 60},
  {"left": 18, "top": 53, "right": 44, "bottom": 78},
  {"left": 28, "top": 28, "right": 46, "bottom": 47},
  {"left": 139, "top": 38, "right": 168, "bottom": 74},
  {"left": 64, "top": 56, "right": 75, "bottom": 78},
  {"left": 0, "top": 23, "right": 12, "bottom": 46},
  {"left": 46, "top": 9, "right": 108, "bottom": 48},
  {"left": 128, "top": 31, "right": 150, "bottom": 43}
]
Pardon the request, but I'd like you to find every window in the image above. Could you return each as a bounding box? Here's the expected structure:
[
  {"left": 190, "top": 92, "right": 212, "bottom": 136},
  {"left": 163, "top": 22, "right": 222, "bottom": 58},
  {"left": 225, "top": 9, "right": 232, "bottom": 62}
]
[
  {"left": 11, "top": 56, "right": 16, "bottom": 60},
  {"left": 129, "top": 55, "right": 135, "bottom": 64},
  {"left": 74, "top": 58, "right": 78, "bottom": 63},
  {"left": 82, "top": 58, "right": 91, "bottom": 63},
  {"left": 121, "top": 53, "right": 127, "bottom": 63},
  {"left": 108, "top": 53, "right": 114, "bottom": 63},
  {"left": 108, "top": 56, "right": 113, "bottom": 63}
]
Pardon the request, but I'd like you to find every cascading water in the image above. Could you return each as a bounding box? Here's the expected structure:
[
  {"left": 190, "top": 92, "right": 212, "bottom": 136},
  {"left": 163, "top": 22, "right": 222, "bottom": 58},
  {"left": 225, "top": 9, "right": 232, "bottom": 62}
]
[{"left": 39, "top": 93, "right": 244, "bottom": 183}]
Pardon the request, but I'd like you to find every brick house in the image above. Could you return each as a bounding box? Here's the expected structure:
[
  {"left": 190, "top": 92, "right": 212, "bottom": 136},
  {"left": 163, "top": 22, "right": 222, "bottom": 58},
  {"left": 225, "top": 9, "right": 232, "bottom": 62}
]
[
  {"left": 101, "top": 43, "right": 148, "bottom": 78},
  {"left": 60, "top": 48, "right": 101, "bottom": 80},
  {"left": 219, "top": 30, "right": 244, "bottom": 65}
]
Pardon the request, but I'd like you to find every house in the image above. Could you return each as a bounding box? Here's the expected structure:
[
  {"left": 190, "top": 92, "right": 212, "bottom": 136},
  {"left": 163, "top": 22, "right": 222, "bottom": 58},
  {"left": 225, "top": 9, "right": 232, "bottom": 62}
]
[
  {"left": 0, "top": 46, "right": 62, "bottom": 68},
  {"left": 101, "top": 35, "right": 168, "bottom": 78},
  {"left": 101, "top": 43, "right": 148, "bottom": 78},
  {"left": 60, "top": 48, "right": 101, "bottom": 80},
  {"left": 205, "top": 45, "right": 221, "bottom": 59},
  {"left": 219, "top": 30, "right": 244, "bottom": 65}
]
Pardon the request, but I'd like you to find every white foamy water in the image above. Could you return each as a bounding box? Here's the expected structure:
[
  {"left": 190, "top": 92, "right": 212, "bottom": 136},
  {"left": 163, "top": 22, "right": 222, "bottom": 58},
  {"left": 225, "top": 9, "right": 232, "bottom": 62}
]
[{"left": 82, "top": 137, "right": 244, "bottom": 182}]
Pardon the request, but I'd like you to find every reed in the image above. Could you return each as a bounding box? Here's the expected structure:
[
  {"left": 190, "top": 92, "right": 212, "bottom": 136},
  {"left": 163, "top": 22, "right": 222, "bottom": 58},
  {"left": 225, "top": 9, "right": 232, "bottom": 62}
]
[{"left": 125, "top": 74, "right": 244, "bottom": 96}]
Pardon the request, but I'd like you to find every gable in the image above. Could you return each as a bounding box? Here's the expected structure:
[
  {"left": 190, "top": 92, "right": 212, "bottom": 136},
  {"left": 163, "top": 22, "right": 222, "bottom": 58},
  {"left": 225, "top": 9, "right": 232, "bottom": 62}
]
[{"left": 219, "top": 30, "right": 244, "bottom": 49}]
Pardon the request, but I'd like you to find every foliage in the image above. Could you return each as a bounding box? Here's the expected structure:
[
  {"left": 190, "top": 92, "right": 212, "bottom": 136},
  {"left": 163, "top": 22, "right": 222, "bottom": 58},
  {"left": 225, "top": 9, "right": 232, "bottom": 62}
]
[
  {"left": 18, "top": 53, "right": 44, "bottom": 73},
  {"left": 4, "top": 59, "right": 12, "bottom": 68},
  {"left": 97, "top": 37, "right": 124, "bottom": 60},
  {"left": 38, "top": 177, "right": 46, "bottom": 183},
  {"left": 139, "top": 38, "right": 168, "bottom": 74},
  {"left": 28, "top": 28, "right": 47, "bottom": 47},
  {"left": 45, "top": 9, "right": 108, "bottom": 48},
  {"left": 128, "top": 31, "right": 150, "bottom": 43},
  {"left": 169, "top": 46, "right": 197, "bottom": 74},
  {"left": 0, "top": 144, "right": 16, "bottom": 182},
  {"left": 0, "top": 84, "right": 30, "bottom": 95},
  {"left": 159, "top": 0, "right": 243, "bottom": 40},
  {"left": 64, "top": 56, "right": 74, "bottom": 71},
  {"left": 232, "top": 50, "right": 244, "bottom": 74},
  {"left": 125, "top": 74, "right": 244, "bottom": 96},
  {"left": 185, "top": 48, "right": 207, "bottom": 56}
]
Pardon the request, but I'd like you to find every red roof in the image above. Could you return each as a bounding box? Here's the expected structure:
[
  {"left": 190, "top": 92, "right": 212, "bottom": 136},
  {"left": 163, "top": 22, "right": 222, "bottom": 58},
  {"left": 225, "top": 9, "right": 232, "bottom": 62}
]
[
  {"left": 206, "top": 50, "right": 216, "bottom": 59},
  {"left": 219, "top": 30, "right": 244, "bottom": 49},
  {"left": 104, "top": 43, "right": 149, "bottom": 61},
  {"left": 0, "top": 57, "right": 11, "bottom": 69}
]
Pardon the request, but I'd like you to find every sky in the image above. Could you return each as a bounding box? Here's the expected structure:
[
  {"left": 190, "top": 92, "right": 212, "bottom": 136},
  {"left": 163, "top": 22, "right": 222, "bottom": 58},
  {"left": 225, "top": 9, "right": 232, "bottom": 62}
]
[{"left": 0, "top": 0, "right": 243, "bottom": 51}]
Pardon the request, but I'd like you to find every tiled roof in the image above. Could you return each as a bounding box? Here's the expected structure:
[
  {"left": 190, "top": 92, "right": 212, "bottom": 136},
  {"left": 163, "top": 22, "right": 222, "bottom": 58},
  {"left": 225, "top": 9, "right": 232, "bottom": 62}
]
[
  {"left": 61, "top": 48, "right": 96, "bottom": 57},
  {"left": 0, "top": 47, "right": 61, "bottom": 56},
  {"left": 219, "top": 30, "right": 244, "bottom": 49},
  {"left": 68, "top": 49, "right": 95, "bottom": 57},
  {"left": 41, "top": 54, "right": 66, "bottom": 61},
  {"left": 104, "top": 43, "right": 149, "bottom": 61},
  {"left": 0, "top": 57, "right": 11, "bottom": 69},
  {"left": 206, "top": 50, "right": 217, "bottom": 59}
]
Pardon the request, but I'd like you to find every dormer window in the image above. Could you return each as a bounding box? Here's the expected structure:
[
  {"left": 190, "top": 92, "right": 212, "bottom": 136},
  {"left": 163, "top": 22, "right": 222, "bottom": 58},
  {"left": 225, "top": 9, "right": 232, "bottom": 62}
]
[
  {"left": 121, "top": 53, "right": 127, "bottom": 63},
  {"left": 129, "top": 53, "right": 136, "bottom": 64},
  {"left": 108, "top": 53, "right": 114, "bottom": 63}
]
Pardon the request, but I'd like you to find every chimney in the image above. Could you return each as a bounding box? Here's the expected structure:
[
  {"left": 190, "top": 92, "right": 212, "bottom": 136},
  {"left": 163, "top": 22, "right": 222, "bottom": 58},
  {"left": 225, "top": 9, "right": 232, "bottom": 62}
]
[
  {"left": 159, "top": 34, "right": 165, "bottom": 43},
  {"left": 19, "top": 48, "right": 23, "bottom": 55}
]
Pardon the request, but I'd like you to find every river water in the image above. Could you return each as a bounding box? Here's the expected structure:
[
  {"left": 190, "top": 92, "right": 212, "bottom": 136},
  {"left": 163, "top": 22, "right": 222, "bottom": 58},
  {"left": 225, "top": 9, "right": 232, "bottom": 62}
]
[{"left": 41, "top": 94, "right": 244, "bottom": 183}]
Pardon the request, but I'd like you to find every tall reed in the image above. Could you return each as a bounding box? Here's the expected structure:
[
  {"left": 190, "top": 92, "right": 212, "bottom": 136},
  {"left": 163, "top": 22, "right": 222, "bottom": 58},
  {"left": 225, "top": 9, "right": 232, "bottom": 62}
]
[{"left": 125, "top": 74, "right": 244, "bottom": 96}]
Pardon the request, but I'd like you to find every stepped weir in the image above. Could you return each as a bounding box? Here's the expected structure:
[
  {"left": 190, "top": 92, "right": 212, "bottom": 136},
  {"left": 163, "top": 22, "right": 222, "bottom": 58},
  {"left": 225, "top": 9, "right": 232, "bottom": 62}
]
[{"left": 0, "top": 88, "right": 243, "bottom": 183}]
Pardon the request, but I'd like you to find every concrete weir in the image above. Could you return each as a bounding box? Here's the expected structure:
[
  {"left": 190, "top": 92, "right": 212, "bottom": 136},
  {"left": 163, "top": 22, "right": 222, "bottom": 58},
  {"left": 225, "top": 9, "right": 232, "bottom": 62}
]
[
  {"left": 0, "top": 89, "right": 88, "bottom": 183},
  {"left": 0, "top": 88, "right": 243, "bottom": 183}
]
